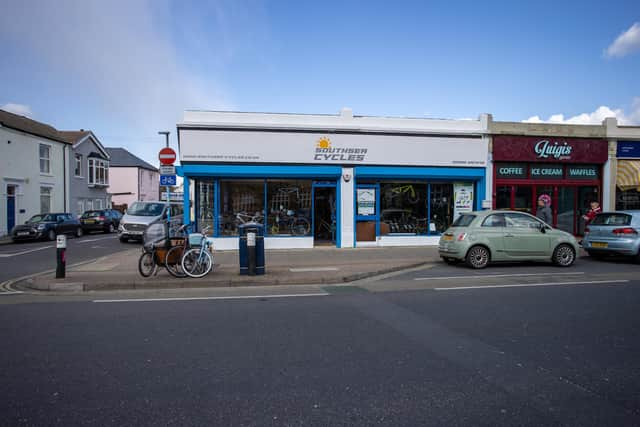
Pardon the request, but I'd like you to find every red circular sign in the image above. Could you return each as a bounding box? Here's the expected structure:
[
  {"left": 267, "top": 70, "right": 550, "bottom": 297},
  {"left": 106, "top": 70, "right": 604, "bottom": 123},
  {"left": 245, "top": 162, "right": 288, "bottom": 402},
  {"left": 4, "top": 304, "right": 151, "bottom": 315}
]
[{"left": 158, "top": 147, "right": 176, "bottom": 165}]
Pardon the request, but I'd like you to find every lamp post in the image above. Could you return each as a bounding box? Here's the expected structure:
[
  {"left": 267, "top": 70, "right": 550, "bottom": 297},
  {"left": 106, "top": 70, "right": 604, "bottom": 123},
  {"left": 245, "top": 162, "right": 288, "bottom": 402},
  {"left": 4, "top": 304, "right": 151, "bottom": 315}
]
[{"left": 158, "top": 131, "right": 170, "bottom": 148}]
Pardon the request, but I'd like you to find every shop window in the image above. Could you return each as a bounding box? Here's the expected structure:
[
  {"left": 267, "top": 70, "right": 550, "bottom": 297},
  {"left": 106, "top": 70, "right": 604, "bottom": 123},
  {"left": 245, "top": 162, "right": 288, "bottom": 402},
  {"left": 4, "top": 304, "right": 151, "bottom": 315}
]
[
  {"left": 380, "top": 182, "right": 427, "bottom": 235},
  {"left": 197, "top": 180, "right": 215, "bottom": 233},
  {"left": 616, "top": 189, "right": 640, "bottom": 210},
  {"left": 267, "top": 180, "right": 312, "bottom": 236},
  {"left": 219, "top": 180, "right": 264, "bottom": 236},
  {"left": 430, "top": 184, "right": 454, "bottom": 234}
]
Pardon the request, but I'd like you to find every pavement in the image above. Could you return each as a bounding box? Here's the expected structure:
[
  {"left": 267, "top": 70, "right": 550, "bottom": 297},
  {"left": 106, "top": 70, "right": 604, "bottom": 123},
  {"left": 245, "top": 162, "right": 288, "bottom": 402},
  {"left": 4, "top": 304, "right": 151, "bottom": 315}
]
[{"left": 14, "top": 245, "right": 441, "bottom": 292}]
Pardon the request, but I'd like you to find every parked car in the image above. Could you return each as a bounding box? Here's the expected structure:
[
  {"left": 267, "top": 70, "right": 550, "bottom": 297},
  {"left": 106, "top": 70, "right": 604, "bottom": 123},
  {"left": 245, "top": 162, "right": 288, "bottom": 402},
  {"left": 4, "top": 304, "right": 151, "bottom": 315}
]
[
  {"left": 80, "top": 209, "right": 123, "bottom": 234},
  {"left": 11, "top": 213, "right": 83, "bottom": 242},
  {"left": 118, "top": 201, "right": 183, "bottom": 242},
  {"left": 582, "top": 211, "right": 640, "bottom": 261},
  {"left": 438, "top": 210, "right": 579, "bottom": 269}
]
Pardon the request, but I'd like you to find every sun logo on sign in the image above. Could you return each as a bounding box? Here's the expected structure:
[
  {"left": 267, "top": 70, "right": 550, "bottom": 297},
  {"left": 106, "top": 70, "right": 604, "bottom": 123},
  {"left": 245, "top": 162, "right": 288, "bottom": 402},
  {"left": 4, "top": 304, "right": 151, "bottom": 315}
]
[{"left": 316, "top": 137, "right": 331, "bottom": 149}]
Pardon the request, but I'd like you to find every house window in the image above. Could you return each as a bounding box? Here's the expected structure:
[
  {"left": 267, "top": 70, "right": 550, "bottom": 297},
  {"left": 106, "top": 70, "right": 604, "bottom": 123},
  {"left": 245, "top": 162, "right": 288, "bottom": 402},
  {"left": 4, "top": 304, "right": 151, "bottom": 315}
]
[
  {"left": 95, "top": 199, "right": 103, "bottom": 210},
  {"left": 86, "top": 199, "right": 93, "bottom": 211},
  {"left": 40, "top": 187, "right": 52, "bottom": 213},
  {"left": 77, "top": 200, "right": 84, "bottom": 216},
  {"left": 88, "top": 158, "right": 109, "bottom": 185},
  {"left": 74, "top": 154, "right": 82, "bottom": 176},
  {"left": 39, "top": 144, "right": 51, "bottom": 174}
]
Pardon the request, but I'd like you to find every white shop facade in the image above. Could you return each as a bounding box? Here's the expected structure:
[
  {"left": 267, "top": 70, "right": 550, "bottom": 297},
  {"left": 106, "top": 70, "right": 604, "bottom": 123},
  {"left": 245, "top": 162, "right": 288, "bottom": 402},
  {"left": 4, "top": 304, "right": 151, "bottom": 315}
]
[{"left": 177, "top": 110, "right": 490, "bottom": 249}]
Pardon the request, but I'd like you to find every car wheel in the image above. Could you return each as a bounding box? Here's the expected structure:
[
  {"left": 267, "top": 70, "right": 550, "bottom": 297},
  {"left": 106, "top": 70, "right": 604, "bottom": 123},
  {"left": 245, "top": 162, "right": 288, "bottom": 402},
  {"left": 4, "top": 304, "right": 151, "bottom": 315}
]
[
  {"left": 465, "top": 246, "right": 490, "bottom": 269},
  {"left": 553, "top": 244, "right": 575, "bottom": 267},
  {"left": 442, "top": 257, "right": 460, "bottom": 265},
  {"left": 75, "top": 227, "right": 83, "bottom": 238},
  {"left": 47, "top": 229, "right": 56, "bottom": 241},
  {"left": 107, "top": 223, "right": 115, "bottom": 234},
  {"left": 119, "top": 236, "right": 128, "bottom": 243}
]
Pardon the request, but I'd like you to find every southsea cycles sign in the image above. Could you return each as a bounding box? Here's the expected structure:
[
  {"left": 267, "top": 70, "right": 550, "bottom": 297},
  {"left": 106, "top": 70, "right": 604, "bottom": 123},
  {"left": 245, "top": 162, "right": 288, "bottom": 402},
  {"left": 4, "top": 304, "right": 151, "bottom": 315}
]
[
  {"left": 179, "top": 129, "right": 488, "bottom": 167},
  {"left": 492, "top": 135, "right": 608, "bottom": 164}
]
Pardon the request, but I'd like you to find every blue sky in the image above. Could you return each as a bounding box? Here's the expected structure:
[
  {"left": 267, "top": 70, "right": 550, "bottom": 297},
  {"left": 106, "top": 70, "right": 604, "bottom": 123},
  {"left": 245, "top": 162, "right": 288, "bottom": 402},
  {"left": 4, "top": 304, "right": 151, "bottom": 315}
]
[{"left": 1, "top": 0, "right": 639, "bottom": 165}]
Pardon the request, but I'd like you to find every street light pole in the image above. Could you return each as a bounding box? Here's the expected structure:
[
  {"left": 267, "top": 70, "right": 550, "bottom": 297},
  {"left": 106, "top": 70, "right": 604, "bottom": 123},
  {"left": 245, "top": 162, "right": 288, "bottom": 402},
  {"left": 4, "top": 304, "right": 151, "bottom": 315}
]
[{"left": 158, "top": 131, "right": 170, "bottom": 148}]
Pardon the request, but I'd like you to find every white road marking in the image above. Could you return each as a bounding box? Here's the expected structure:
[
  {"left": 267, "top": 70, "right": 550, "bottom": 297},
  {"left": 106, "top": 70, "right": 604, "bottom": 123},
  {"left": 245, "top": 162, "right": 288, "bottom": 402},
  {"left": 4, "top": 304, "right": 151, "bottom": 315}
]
[
  {"left": 0, "top": 246, "right": 53, "bottom": 258},
  {"left": 0, "top": 291, "right": 23, "bottom": 295},
  {"left": 414, "top": 272, "right": 585, "bottom": 281},
  {"left": 77, "top": 237, "right": 115, "bottom": 243},
  {"left": 434, "top": 280, "right": 629, "bottom": 291},
  {"left": 289, "top": 267, "right": 339, "bottom": 272},
  {"left": 93, "top": 292, "right": 330, "bottom": 303}
]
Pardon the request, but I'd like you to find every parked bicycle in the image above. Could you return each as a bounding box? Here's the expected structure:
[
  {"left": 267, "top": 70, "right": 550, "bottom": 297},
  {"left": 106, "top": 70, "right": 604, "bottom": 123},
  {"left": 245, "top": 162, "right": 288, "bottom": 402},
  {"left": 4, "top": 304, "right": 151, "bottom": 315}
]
[
  {"left": 138, "top": 222, "right": 190, "bottom": 278},
  {"left": 270, "top": 206, "right": 310, "bottom": 236},
  {"left": 163, "top": 224, "right": 192, "bottom": 278},
  {"left": 181, "top": 226, "right": 215, "bottom": 278}
]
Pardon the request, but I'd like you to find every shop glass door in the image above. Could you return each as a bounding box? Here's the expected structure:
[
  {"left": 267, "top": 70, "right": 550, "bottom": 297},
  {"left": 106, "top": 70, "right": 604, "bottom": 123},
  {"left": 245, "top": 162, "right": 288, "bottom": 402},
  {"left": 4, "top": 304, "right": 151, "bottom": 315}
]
[
  {"left": 577, "top": 186, "right": 599, "bottom": 235},
  {"left": 496, "top": 186, "right": 511, "bottom": 210},
  {"left": 355, "top": 185, "right": 378, "bottom": 242},
  {"left": 556, "top": 187, "right": 575, "bottom": 234},
  {"left": 514, "top": 186, "right": 533, "bottom": 213}
]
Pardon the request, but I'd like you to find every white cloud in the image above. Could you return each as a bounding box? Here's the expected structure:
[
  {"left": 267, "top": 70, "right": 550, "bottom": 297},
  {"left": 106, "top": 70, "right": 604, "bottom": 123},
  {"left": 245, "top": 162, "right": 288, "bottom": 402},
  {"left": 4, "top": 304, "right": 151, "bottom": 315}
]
[
  {"left": 1, "top": 103, "right": 33, "bottom": 118},
  {"left": 523, "top": 100, "right": 640, "bottom": 125},
  {"left": 605, "top": 22, "right": 640, "bottom": 58}
]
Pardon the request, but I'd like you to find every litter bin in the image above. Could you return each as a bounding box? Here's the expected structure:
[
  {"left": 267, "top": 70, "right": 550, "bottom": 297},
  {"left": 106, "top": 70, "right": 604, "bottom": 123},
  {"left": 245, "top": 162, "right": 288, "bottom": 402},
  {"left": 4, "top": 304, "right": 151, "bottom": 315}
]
[{"left": 239, "top": 223, "right": 265, "bottom": 275}]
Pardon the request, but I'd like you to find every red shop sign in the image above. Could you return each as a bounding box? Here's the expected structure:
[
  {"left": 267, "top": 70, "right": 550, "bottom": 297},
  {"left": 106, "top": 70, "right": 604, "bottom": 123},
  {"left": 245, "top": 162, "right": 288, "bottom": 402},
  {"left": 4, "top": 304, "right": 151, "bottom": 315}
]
[{"left": 493, "top": 135, "right": 608, "bottom": 164}]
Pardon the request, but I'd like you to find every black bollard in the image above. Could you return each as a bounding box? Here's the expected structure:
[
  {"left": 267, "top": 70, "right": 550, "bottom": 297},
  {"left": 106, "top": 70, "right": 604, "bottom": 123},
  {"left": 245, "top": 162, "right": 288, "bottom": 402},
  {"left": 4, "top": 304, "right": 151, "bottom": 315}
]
[
  {"left": 56, "top": 235, "right": 66, "bottom": 279},
  {"left": 247, "top": 231, "right": 256, "bottom": 276}
]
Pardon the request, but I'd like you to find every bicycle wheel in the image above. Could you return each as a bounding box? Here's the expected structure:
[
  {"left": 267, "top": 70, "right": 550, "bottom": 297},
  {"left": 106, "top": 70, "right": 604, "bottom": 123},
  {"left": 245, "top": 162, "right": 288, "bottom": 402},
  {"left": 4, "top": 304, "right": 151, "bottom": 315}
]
[
  {"left": 181, "top": 248, "right": 213, "bottom": 278},
  {"left": 291, "top": 217, "right": 310, "bottom": 236},
  {"left": 165, "top": 245, "right": 187, "bottom": 278},
  {"left": 138, "top": 251, "right": 157, "bottom": 277}
]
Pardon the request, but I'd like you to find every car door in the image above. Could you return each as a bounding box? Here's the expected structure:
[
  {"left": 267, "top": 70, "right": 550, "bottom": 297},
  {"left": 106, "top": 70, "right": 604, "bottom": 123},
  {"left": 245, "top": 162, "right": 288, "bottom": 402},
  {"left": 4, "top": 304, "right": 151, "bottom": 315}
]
[
  {"left": 479, "top": 214, "right": 507, "bottom": 261},
  {"left": 503, "top": 212, "right": 551, "bottom": 259}
]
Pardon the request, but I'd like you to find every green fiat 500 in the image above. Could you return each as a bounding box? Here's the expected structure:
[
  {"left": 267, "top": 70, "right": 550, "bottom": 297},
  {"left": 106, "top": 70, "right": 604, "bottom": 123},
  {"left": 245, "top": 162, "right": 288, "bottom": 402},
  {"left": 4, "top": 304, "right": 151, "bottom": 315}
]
[{"left": 438, "top": 210, "right": 579, "bottom": 269}]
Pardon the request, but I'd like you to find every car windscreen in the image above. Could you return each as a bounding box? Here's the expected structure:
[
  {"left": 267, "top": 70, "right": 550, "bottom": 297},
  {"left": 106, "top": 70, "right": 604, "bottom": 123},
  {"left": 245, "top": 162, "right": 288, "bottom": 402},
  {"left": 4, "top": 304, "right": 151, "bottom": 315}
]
[
  {"left": 452, "top": 214, "right": 476, "bottom": 227},
  {"left": 127, "top": 202, "right": 165, "bottom": 217},
  {"left": 42, "top": 214, "right": 57, "bottom": 222},
  {"left": 82, "top": 211, "right": 103, "bottom": 218},
  {"left": 26, "top": 214, "right": 45, "bottom": 223},
  {"left": 590, "top": 213, "right": 632, "bottom": 226}
]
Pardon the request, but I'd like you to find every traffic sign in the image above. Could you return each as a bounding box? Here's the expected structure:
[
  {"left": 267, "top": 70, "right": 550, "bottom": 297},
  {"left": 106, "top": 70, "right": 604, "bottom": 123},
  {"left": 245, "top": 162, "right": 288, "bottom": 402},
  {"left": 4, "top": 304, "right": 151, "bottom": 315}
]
[
  {"left": 159, "top": 147, "right": 177, "bottom": 165},
  {"left": 159, "top": 165, "right": 176, "bottom": 175},
  {"left": 160, "top": 175, "right": 177, "bottom": 186}
]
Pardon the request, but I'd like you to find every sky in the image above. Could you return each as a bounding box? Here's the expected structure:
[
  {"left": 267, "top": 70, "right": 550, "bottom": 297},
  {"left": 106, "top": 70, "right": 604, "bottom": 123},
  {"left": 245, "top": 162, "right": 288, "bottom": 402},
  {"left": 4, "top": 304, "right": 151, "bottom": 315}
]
[{"left": 1, "top": 0, "right": 639, "bottom": 166}]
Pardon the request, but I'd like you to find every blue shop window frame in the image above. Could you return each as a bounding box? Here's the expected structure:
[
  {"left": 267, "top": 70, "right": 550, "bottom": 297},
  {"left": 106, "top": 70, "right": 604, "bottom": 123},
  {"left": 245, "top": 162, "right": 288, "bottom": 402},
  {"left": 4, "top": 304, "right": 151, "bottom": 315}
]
[
  {"left": 354, "top": 165, "right": 486, "bottom": 239},
  {"left": 178, "top": 164, "right": 342, "bottom": 242}
]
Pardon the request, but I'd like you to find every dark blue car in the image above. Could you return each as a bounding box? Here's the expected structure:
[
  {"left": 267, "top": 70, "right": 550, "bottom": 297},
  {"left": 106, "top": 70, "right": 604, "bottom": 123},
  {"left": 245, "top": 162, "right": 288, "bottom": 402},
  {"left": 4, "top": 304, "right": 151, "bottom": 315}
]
[{"left": 11, "top": 213, "right": 83, "bottom": 242}]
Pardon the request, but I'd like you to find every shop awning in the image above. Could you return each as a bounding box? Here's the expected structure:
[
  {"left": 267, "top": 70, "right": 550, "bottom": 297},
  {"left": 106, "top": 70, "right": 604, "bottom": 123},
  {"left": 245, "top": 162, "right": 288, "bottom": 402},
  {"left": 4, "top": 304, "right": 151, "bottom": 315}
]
[{"left": 617, "top": 160, "right": 640, "bottom": 191}]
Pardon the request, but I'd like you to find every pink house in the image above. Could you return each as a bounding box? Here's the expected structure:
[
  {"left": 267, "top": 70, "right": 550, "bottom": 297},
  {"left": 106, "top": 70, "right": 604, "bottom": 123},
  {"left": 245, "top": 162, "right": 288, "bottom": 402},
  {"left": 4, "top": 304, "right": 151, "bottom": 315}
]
[{"left": 105, "top": 148, "right": 159, "bottom": 207}]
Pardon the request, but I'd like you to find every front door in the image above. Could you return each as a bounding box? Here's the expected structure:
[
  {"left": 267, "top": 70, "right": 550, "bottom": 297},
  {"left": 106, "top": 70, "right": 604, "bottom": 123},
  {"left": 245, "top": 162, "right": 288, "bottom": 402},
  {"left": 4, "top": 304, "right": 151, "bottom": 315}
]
[
  {"left": 6, "top": 185, "right": 16, "bottom": 232},
  {"left": 313, "top": 186, "right": 336, "bottom": 244},
  {"left": 503, "top": 212, "right": 550, "bottom": 258}
]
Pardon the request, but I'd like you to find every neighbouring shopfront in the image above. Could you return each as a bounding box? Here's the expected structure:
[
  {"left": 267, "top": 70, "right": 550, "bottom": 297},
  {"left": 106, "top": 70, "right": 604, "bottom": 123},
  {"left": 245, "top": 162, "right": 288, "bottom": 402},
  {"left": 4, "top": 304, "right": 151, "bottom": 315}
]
[
  {"left": 492, "top": 135, "right": 608, "bottom": 235},
  {"left": 177, "top": 111, "right": 489, "bottom": 249},
  {"left": 615, "top": 141, "right": 640, "bottom": 210}
]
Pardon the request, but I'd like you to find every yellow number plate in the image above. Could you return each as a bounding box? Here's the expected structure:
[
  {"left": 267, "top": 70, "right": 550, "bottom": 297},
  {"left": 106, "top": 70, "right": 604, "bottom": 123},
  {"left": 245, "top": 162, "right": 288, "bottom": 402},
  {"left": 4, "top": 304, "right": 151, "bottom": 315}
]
[
  {"left": 443, "top": 235, "right": 453, "bottom": 241},
  {"left": 591, "top": 242, "right": 608, "bottom": 248}
]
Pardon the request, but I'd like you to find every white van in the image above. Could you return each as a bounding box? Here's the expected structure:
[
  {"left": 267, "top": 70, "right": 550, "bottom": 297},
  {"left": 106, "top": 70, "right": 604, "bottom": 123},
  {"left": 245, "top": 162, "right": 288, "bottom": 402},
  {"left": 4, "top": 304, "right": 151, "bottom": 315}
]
[{"left": 118, "top": 201, "right": 183, "bottom": 242}]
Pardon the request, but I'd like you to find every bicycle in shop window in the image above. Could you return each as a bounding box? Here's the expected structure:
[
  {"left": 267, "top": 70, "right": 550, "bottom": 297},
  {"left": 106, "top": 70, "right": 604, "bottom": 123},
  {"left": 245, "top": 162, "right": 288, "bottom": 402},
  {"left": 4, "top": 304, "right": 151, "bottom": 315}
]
[
  {"left": 384, "top": 184, "right": 420, "bottom": 205},
  {"left": 270, "top": 206, "right": 311, "bottom": 236}
]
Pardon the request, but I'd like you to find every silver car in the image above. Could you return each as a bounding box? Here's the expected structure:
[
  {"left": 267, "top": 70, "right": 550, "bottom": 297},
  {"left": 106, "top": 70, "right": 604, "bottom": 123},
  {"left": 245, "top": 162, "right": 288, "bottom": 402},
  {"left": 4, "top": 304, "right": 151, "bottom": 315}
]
[
  {"left": 582, "top": 211, "right": 640, "bottom": 260},
  {"left": 118, "top": 201, "right": 183, "bottom": 243}
]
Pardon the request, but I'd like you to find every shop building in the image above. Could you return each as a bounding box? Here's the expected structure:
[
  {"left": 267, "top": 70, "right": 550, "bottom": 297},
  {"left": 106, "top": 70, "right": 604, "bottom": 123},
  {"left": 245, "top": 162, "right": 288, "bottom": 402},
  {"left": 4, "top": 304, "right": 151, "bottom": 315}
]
[
  {"left": 605, "top": 117, "right": 640, "bottom": 210},
  {"left": 177, "top": 109, "right": 490, "bottom": 249},
  {"left": 488, "top": 119, "right": 611, "bottom": 236}
]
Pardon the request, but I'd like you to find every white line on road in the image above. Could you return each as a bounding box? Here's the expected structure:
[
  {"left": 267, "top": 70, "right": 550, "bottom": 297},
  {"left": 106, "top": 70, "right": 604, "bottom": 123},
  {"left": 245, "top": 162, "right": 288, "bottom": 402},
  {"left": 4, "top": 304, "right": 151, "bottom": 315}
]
[
  {"left": 414, "top": 272, "right": 585, "bottom": 281},
  {"left": 0, "top": 246, "right": 53, "bottom": 258},
  {"left": 434, "top": 280, "right": 629, "bottom": 291},
  {"left": 289, "top": 267, "right": 339, "bottom": 272},
  {"left": 0, "top": 291, "right": 24, "bottom": 295},
  {"left": 93, "top": 292, "right": 330, "bottom": 303},
  {"left": 77, "top": 236, "right": 116, "bottom": 243}
]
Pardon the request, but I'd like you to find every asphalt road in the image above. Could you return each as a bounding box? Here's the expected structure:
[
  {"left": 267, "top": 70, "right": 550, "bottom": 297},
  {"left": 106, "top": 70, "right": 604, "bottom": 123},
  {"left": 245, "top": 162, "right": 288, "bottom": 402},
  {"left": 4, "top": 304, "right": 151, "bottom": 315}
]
[
  {"left": 0, "top": 233, "right": 137, "bottom": 283},
  {"left": 1, "top": 275, "right": 639, "bottom": 426}
]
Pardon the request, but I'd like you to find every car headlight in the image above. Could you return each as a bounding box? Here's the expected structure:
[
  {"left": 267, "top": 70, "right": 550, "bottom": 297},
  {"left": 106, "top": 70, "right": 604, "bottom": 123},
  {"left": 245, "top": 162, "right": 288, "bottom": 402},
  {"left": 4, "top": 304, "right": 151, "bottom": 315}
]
[{"left": 37, "top": 224, "right": 46, "bottom": 230}]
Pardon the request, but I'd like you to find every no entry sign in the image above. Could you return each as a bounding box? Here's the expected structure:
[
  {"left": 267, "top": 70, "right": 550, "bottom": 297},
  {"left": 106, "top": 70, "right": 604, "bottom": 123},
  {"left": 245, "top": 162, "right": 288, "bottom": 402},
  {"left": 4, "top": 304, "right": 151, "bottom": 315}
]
[{"left": 159, "top": 147, "right": 177, "bottom": 165}]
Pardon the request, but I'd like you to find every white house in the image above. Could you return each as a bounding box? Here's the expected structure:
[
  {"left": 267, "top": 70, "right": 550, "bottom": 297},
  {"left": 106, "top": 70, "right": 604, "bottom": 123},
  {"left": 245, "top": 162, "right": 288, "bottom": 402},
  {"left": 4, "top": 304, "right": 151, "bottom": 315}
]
[{"left": 0, "top": 109, "right": 71, "bottom": 236}]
